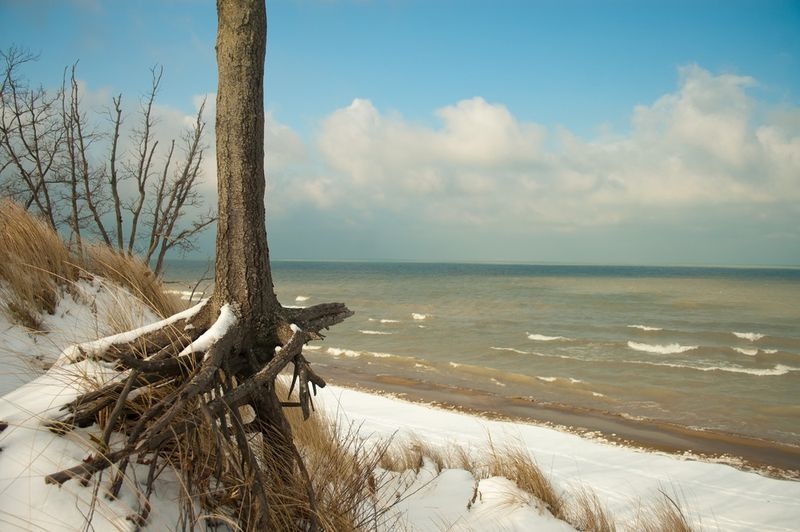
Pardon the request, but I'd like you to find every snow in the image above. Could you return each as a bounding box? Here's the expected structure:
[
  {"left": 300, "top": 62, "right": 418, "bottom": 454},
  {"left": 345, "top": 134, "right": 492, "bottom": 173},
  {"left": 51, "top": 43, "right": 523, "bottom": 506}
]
[
  {"left": 177, "top": 303, "right": 237, "bottom": 359},
  {"left": 2, "top": 281, "right": 799, "bottom": 531},
  {"left": 321, "top": 386, "right": 800, "bottom": 531}
]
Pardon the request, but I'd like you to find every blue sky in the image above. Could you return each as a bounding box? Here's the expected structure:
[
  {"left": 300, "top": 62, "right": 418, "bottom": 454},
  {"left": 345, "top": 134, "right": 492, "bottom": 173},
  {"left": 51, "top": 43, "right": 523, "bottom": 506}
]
[{"left": 2, "top": 0, "right": 799, "bottom": 266}]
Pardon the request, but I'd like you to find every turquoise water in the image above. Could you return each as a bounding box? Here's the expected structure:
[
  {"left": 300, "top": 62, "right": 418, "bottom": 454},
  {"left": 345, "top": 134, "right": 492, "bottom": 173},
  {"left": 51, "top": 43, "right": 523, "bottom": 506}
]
[{"left": 164, "top": 261, "right": 800, "bottom": 445}]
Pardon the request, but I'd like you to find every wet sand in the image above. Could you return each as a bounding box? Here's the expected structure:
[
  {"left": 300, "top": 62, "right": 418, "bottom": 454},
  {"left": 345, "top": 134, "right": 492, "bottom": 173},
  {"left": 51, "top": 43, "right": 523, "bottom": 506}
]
[{"left": 315, "top": 363, "right": 800, "bottom": 480}]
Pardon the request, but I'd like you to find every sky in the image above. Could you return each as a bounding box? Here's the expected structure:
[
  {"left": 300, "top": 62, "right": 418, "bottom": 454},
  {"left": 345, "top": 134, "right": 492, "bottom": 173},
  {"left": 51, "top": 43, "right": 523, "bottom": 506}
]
[{"left": 1, "top": 0, "right": 799, "bottom": 266}]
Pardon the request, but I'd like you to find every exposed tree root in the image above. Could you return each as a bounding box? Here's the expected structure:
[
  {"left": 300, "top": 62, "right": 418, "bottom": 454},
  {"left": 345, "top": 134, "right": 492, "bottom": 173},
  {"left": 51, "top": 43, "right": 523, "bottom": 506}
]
[{"left": 45, "top": 298, "right": 352, "bottom": 530}]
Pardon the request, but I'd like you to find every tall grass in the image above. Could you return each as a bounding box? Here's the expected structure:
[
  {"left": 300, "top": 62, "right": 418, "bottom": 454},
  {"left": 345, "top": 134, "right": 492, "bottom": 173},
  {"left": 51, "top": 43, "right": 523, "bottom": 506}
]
[
  {"left": 0, "top": 200, "right": 77, "bottom": 329},
  {"left": 0, "top": 200, "right": 181, "bottom": 328},
  {"left": 82, "top": 244, "right": 182, "bottom": 318}
]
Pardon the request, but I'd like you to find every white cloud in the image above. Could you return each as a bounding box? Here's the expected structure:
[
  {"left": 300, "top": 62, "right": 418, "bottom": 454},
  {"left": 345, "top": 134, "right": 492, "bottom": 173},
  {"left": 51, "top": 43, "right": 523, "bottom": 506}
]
[{"left": 294, "top": 65, "right": 798, "bottom": 234}]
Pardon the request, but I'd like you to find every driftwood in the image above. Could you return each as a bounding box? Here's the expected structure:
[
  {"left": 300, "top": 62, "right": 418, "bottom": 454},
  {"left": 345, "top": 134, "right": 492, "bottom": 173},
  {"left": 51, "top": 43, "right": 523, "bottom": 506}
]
[{"left": 45, "top": 299, "right": 352, "bottom": 529}]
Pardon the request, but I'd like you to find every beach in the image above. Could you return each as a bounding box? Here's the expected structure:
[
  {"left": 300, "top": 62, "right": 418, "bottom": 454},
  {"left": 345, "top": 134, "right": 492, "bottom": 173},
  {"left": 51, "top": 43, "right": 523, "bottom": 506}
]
[
  {"left": 165, "top": 260, "right": 800, "bottom": 462},
  {"left": 2, "top": 267, "right": 800, "bottom": 530}
]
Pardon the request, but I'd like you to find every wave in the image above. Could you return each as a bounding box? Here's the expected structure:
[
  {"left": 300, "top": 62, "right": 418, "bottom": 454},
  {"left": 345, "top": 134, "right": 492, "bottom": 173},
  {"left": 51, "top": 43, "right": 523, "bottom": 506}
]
[
  {"left": 412, "top": 313, "right": 428, "bottom": 320},
  {"left": 359, "top": 330, "right": 392, "bottom": 335},
  {"left": 327, "top": 347, "right": 362, "bottom": 358},
  {"left": 537, "top": 376, "right": 557, "bottom": 383},
  {"left": 733, "top": 331, "right": 764, "bottom": 342},
  {"left": 295, "top": 295, "right": 310, "bottom": 302},
  {"left": 627, "top": 324, "right": 663, "bottom": 331},
  {"left": 733, "top": 347, "right": 758, "bottom": 356},
  {"left": 626, "top": 359, "right": 799, "bottom": 376},
  {"left": 490, "top": 347, "right": 529, "bottom": 355},
  {"left": 368, "top": 318, "right": 400, "bottom": 323},
  {"left": 326, "top": 347, "right": 398, "bottom": 359},
  {"left": 627, "top": 341, "right": 697, "bottom": 354},
  {"left": 527, "top": 332, "right": 570, "bottom": 341}
]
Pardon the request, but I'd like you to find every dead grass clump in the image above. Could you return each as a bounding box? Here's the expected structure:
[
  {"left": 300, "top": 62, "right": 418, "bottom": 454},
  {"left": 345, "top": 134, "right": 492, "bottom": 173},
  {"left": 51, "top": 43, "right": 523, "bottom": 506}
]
[
  {"left": 631, "top": 490, "right": 696, "bottom": 532},
  {"left": 380, "top": 436, "right": 426, "bottom": 473},
  {"left": 481, "top": 439, "right": 565, "bottom": 520},
  {"left": 0, "top": 200, "right": 77, "bottom": 328},
  {"left": 281, "top": 380, "right": 398, "bottom": 530},
  {"left": 82, "top": 244, "right": 183, "bottom": 318},
  {"left": 567, "top": 488, "right": 617, "bottom": 532}
]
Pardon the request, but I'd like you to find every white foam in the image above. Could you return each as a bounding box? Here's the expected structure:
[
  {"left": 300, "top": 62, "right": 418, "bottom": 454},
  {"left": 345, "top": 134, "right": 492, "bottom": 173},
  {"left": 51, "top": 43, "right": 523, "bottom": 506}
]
[
  {"left": 490, "top": 378, "right": 506, "bottom": 387},
  {"left": 303, "top": 345, "right": 322, "bottom": 351},
  {"left": 527, "top": 332, "right": 569, "bottom": 341},
  {"left": 449, "top": 361, "right": 462, "bottom": 368},
  {"left": 537, "top": 376, "right": 557, "bottom": 383},
  {"left": 627, "top": 341, "right": 697, "bottom": 354},
  {"left": 711, "top": 364, "right": 797, "bottom": 376},
  {"left": 359, "top": 330, "right": 393, "bottom": 335},
  {"left": 733, "top": 347, "right": 758, "bottom": 356},
  {"left": 569, "top": 378, "right": 583, "bottom": 384},
  {"left": 412, "top": 313, "right": 428, "bottom": 320},
  {"left": 763, "top": 349, "right": 778, "bottom": 354},
  {"left": 490, "top": 347, "right": 529, "bottom": 355},
  {"left": 626, "top": 359, "right": 799, "bottom": 376},
  {"left": 733, "top": 331, "right": 764, "bottom": 342},
  {"left": 627, "top": 324, "right": 663, "bottom": 331},
  {"left": 327, "top": 347, "right": 362, "bottom": 358},
  {"left": 592, "top": 392, "right": 605, "bottom": 397},
  {"left": 295, "top": 295, "right": 310, "bottom": 302}
]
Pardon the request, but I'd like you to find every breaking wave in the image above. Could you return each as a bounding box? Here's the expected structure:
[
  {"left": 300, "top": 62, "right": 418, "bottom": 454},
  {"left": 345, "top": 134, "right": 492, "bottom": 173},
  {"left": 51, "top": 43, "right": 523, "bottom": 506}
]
[
  {"left": 412, "top": 313, "right": 429, "bottom": 320},
  {"left": 627, "top": 325, "right": 663, "bottom": 331},
  {"left": 490, "top": 347, "right": 529, "bottom": 355},
  {"left": 359, "top": 330, "right": 392, "bottom": 335},
  {"left": 626, "top": 359, "right": 798, "bottom": 376},
  {"left": 527, "top": 332, "right": 570, "bottom": 341},
  {"left": 295, "top": 295, "right": 310, "bottom": 302},
  {"left": 733, "top": 331, "right": 764, "bottom": 342},
  {"left": 733, "top": 347, "right": 758, "bottom": 356},
  {"left": 627, "top": 341, "right": 698, "bottom": 354}
]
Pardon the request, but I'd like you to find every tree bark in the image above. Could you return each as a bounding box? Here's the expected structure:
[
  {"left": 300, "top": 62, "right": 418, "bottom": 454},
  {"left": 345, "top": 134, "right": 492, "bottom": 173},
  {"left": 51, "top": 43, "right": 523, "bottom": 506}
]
[{"left": 213, "top": 0, "right": 278, "bottom": 340}]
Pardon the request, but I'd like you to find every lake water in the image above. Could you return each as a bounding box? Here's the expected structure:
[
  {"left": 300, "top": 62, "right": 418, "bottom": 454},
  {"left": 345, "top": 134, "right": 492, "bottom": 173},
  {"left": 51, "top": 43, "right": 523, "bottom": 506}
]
[{"left": 164, "top": 261, "right": 800, "bottom": 447}]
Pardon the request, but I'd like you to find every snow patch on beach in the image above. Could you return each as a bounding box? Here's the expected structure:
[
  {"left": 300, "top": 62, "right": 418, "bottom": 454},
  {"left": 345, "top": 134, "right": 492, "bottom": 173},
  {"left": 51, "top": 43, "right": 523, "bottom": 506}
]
[
  {"left": 527, "top": 332, "right": 570, "bottom": 341},
  {"left": 733, "top": 331, "right": 764, "bottom": 342},
  {"left": 627, "top": 341, "right": 698, "bottom": 354}
]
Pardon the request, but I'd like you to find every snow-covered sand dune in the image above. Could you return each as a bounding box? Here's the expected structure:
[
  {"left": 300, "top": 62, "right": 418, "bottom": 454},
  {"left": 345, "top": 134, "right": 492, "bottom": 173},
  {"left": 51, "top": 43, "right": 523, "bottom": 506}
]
[{"left": 321, "top": 386, "right": 800, "bottom": 531}]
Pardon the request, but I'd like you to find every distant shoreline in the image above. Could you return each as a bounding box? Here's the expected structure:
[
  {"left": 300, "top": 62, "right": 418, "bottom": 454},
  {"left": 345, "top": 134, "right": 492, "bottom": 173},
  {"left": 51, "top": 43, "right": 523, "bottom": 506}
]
[{"left": 315, "top": 364, "right": 800, "bottom": 480}]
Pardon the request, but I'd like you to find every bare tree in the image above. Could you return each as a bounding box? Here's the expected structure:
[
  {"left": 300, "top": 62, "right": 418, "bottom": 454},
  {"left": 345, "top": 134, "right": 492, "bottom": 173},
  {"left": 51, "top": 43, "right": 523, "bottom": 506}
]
[
  {"left": 44, "top": 0, "right": 352, "bottom": 529},
  {"left": 0, "top": 47, "right": 63, "bottom": 229},
  {"left": 0, "top": 49, "right": 215, "bottom": 275}
]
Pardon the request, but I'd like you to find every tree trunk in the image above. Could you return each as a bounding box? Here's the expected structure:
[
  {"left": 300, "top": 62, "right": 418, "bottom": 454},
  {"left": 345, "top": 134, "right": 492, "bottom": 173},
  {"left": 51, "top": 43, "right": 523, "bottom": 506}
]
[
  {"left": 213, "top": 0, "right": 278, "bottom": 340},
  {"left": 46, "top": 2, "right": 352, "bottom": 528}
]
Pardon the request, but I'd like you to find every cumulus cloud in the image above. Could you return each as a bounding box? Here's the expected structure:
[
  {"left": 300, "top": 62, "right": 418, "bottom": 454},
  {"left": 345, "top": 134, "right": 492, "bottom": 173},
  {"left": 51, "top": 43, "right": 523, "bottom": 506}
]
[{"left": 290, "top": 65, "right": 798, "bottom": 235}]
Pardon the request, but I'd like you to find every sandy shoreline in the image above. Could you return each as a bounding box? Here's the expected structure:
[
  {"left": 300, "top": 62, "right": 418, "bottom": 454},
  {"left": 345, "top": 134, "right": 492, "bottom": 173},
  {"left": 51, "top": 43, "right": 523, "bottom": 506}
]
[{"left": 316, "top": 364, "right": 800, "bottom": 480}]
